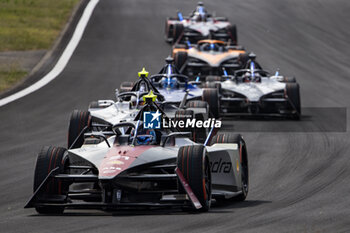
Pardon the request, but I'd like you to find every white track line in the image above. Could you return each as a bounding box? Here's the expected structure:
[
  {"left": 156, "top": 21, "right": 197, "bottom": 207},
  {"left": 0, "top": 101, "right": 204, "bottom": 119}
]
[{"left": 0, "top": 0, "right": 100, "bottom": 107}]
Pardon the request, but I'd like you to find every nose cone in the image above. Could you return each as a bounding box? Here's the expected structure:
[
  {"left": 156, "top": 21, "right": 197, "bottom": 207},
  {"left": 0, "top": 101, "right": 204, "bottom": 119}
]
[{"left": 98, "top": 145, "right": 154, "bottom": 179}]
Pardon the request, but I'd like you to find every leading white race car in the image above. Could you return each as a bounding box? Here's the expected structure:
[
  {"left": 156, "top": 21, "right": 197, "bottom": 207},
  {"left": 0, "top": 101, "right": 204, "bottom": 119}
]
[
  {"left": 25, "top": 96, "right": 249, "bottom": 214},
  {"left": 165, "top": 2, "right": 237, "bottom": 45}
]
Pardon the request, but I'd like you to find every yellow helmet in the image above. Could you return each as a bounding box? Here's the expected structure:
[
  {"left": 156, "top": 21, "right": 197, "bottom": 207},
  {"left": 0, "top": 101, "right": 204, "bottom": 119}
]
[
  {"left": 138, "top": 67, "right": 149, "bottom": 78},
  {"left": 142, "top": 90, "right": 157, "bottom": 102}
]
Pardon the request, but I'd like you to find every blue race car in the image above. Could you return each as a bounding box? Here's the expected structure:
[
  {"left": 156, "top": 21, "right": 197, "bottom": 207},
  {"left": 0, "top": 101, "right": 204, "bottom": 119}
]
[{"left": 120, "top": 57, "right": 220, "bottom": 118}]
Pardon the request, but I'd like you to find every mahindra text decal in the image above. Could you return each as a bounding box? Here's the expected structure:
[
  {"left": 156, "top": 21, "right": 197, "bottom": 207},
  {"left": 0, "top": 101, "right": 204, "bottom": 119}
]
[{"left": 209, "top": 158, "right": 232, "bottom": 173}]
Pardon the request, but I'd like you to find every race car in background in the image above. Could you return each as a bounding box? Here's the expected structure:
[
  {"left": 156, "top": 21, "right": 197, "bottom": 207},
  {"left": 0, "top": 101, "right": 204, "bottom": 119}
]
[
  {"left": 172, "top": 39, "right": 248, "bottom": 79},
  {"left": 201, "top": 53, "right": 301, "bottom": 119},
  {"left": 68, "top": 66, "right": 212, "bottom": 149},
  {"left": 165, "top": 2, "right": 238, "bottom": 45},
  {"left": 25, "top": 95, "right": 249, "bottom": 214},
  {"left": 119, "top": 57, "right": 224, "bottom": 118}
]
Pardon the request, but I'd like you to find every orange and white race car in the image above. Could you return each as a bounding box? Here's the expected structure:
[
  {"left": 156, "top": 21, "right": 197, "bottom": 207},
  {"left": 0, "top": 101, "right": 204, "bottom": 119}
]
[{"left": 172, "top": 39, "right": 248, "bottom": 78}]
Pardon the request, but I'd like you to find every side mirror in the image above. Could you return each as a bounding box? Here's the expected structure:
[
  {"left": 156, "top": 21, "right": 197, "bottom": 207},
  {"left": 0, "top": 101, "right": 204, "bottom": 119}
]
[
  {"left": 115, "top": 89, "right": 119, "bottom": 100},
  {"left": 161, "top": 132, "right": 192, "bottom": 147},
  {"left": 84, "top": 132, "right": 111, "bottom": 148}
]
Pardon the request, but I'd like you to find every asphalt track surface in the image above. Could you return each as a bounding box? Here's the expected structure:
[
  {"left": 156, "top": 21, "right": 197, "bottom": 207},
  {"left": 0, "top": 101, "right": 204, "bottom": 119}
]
[{"left": 1, "top": 0, "right": 350, "bottom": 232}]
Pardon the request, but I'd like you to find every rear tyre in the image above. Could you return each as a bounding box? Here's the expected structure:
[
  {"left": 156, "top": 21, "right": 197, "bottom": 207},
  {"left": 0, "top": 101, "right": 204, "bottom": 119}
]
[
  {"left": 186, "top": 100, "right": 208, "bottom": 110},
  {"left": 177, "top": 145, "right": 211, "bottom": 211},
  {"left": 227, "top": 25, "right": 238, "bottom": 45},
  {"left": 205, "top": 76, "right": 222, "bottom": 82},
  {"left": 202, "top": 88, "right": 220, "bottom": 118},
  {"left": 203, "top": 82, "right": 222, "bottom": 94},
  {"left": 88, "top": 100, "right": 112, "bottom": 109},
  {"left": 88, "top": 101, "right": 100, "bottom": 109},
  {"left": 119, "top": 81, "right": 134, "bottom": 93},
  {"left": 173, "top": 23, "right": 184, "bottom": 43},
  {"left": 68, "top": 110, "right": 91, "bottom": 149},
  {"left": 210, "top": 134, "right": 248, "bottom": 202},
  {"left": 174, "top": 52, "right": 187, "bottom": 71},
  {"left": 238, "top": 53, "right": 249, "bottom": 68},
  {"left": 165, "top": 19, "right": 173, "bottom": 43},
  {"left": 282, "top": 77, "right": 296, "bottom": 83},
  {"left": 34, "top": 146, "right": 70, "bottom": 214},
  {"left": 285, "top": 83, "right": 301, "bottom": 119},
  {"left": 185, "top": 101, "right": 209, "bottom": 143}
]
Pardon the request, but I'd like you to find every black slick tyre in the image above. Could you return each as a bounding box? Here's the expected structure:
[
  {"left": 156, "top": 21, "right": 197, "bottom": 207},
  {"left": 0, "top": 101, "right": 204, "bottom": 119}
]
[
  {"left": 185, "top": 101, "right": 209, "bottom": 143},
  {"left": 186, "top": 100, "right": 208, "bottom": 110},
  {"left": 33, "top": 146, "right": 70, "bottom": 214},
  {"left": 88, "top": 101, "right": 100, "bottom": 109},
  {"left": 205, "top": 76, "right": 222, "bottom": 82},
  {"left": 177, "top": 145, "right": 211, "bottom": 211},
  {"left": 202, "top": 88, "right": 220, "bottom": 118},
  {"left": 238, "top": 53, "right": 249, "bottom": 68},
  {"left": 282, "top": 77, "right": 296, "bottom": 83},
  {"left": 227, "top": 25, "right": 238, "bottom": 45},
  {"left": 285, "top": 83, "right": 301, "bottom": 119},
  {"left": 119, "top": 81, "right": 134, "bottom": 93},
  {"left": 68, "top": 110, "right": 91, "bottom": 149},
  {"left": 173, "top": 23, "right": 184, "bottom": 43},
  {"left": 203, "top": 82, "right": 222, "bottom": 94},
  {"left": 174, "top": 51, "right": 187, "bottom": 71},
  {"left": 165, "top": 19, "right": 173, "bottom": 43}
]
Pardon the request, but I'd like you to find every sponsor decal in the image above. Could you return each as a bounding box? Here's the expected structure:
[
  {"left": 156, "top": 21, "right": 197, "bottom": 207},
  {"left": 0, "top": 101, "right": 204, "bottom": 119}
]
[
  {"left": 107, "top": 160, "right": 124, "bottom": 165},
  {"left": 210, "top": 158, "right": 232, "bottom": 173},
  {"left": 144, "top": 111, "right": 161, "bottom": 129},
  {"left": 163, "top": 118, "right": 221, "bottom": 129},
  {"left": 144, "top": 111, "right": 221, "bottom": 129}
]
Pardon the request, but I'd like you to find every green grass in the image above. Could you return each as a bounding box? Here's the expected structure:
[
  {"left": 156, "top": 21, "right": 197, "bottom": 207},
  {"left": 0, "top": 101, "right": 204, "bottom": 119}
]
[
  {"left": 0, "top": 64, "right": 27, "bottom": 92},
  {"left": 0, "top": 0, "right": 80, "bottom": 51},
  {"left": 0, "top": 0, "right": 80, "bottom": 93}
]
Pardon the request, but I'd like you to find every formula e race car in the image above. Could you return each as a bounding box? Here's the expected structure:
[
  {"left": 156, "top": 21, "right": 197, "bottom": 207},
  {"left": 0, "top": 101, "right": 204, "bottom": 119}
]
[
  {"left": 201, "top": 53, "right": 301, "bottom": 119},
  {"left": 172, "top": 39, "right": 248, "bottom": 78},
  {"left": 67, "top": 66, "right": 212, "bottom": 150},
  {"left": 165, "top": 2, "right": 237, "bottom": 45},
  {"left": 118, "top": 57, "right": 223, "bottom": 118},
  {"left": 25, "top": 94, "right": 249, "bottom": 214}
]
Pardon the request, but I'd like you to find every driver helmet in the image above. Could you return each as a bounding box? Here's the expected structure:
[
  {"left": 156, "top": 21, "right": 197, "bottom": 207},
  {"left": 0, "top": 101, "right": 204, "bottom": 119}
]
[
  {"left": 243, "top": 72, "right": 252, "bottom": 82},
  {"left": 134, "top": 129, "right": 157, "bottom": 145},
  {"left": 209, "top": 43, "right": 218, "bottom": 51},
  {"left": 193, "top": 2, "right": 207, "bottom": 22},
  {"left": 160, "top": 77, "right": 178, "bottom": 89}
]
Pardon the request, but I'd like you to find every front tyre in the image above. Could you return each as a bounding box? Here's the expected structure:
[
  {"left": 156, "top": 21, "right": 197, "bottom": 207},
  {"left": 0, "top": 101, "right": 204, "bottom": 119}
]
[
  {"left": 34, "top": 146, "right": 70, "bottom": 214},
  {"left": 177, "top": 145, "right": 212, "bottom": 211}
]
